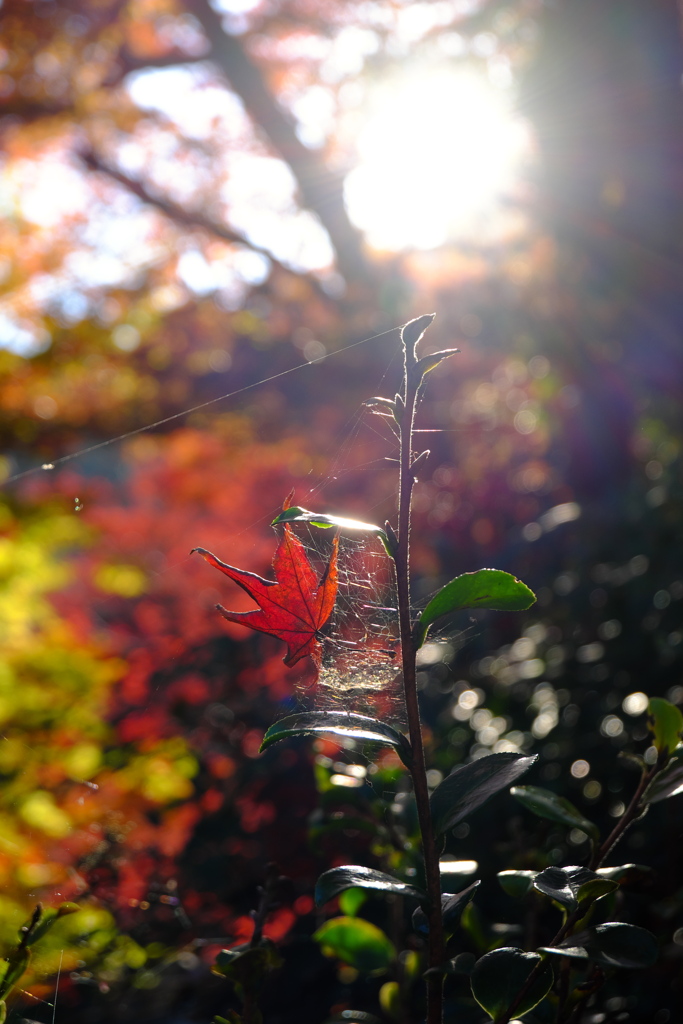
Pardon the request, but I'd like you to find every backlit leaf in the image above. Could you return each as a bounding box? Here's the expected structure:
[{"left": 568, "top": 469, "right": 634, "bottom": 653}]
[
  {"left": 648, "top": 698, "right": 683, "bottom": 756},
  {"left": 497, "top": 870, "right": 537, "bottom": 899},
  {"left": 314, "top": 917, "right": 395, "bottom": 974},
  {"left": 193, "top": 517, "right": 338, "bottom": 668},
  {"left": 510, "top": 785, "right": 600, "bottom": 841},
  {"left": 414, "top": 570, "right": 535, "bottom": 647}
]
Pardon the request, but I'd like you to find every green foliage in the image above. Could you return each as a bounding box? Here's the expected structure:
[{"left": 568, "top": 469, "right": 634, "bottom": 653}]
[
  {"left": 271, "top": 507, "right": 392, "bottom": 555},
  {"left": 412, "top": 881, "right": 480, "bottom": 937},
  {"left": 533, "top": 866, "right": 618, "bottom": 913},
  {"left": 541, "top": 923, "right": 659, "bottom": 969},
  {"left": 497, "top": 870, "right": 537, "bottom": 899},
  {"left": 648, "top": 697, "right": 683, "bottom": 756},
  {"left": 313, "top": 917, "right": 395, "bottom": 974},
  {"left": 315, "top": 865, "right": 423, "bottom": 905},
  {"left": 414, "top": 570, "right": 536, "bottom": 647},
  {"left": 430, "top": 752, "right": 537, "bottom": 837},
  {"left": 510, "top": 785, "right": 600, "bottom": 842},
  {"left": 470, "top": 947, "right": 553, "bottom": 1020}
]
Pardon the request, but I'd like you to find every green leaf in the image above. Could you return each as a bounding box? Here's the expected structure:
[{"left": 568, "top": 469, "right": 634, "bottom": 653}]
[
  {"left": 510, "top": 785, "right": 600, "bottom": 842},
  {"left": 540, "top": 923, "right": 658, "bottom": 969},
  {"left": 315, "top": 866, "right": 424, "bottom": 906},
  {"left": 260, "top": 712, "right": 411, "bottom": 765},
  {"left": 576, "top": 877, "right": 619, "bottom": 909},
  {"left": 470, "top": 947, "right": 553, "bottom": 1020},
  {"left": 271, "top": 507, "right": 392, "bottom": 555},
  {"left": 497, "top": 870, "right": 537, "bottom": 899},
  {"left": 414, "top": 570, "right": 536, "bottom": 647},
  {"left": 596, "top": 863, "right": 654, "bottom": 885},
  {"left": 643, "top": 746, "right": 683, "bottom": 803},
  {"left": 430, "top": 753, "right": 537, "bottom": 838},
  {"left": 339, "top": 887, "right": 367, "bottom": 917},
  {"left": 412, "top": 881, "right": 480, "bottom": 936},
  {"left": 648, "top": 698, "right": 683, "bottom": 755},
  {"left": 533, "top": 865, "right": 615, "bottom": 912},
  {"left": 314, "top": 917, "right": 395, "bottom": 974}
]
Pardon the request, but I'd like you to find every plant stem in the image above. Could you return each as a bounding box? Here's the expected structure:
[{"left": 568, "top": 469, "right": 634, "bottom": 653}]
[
  {"left": 395, "top": 337, "right": 445, "bottom": 1024},
  {"left": 589, "top": 757, "right": 663, "bottom": 870}
]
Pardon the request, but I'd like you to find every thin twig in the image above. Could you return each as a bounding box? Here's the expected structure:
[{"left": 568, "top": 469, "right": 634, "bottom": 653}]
[{"left": 394, "top": 319, "right": 445, "bottom": 1024}]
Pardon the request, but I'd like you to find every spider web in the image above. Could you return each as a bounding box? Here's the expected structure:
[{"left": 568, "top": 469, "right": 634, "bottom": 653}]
[{"left": 287, "top": 522, "right": 406, "bottom": 726}]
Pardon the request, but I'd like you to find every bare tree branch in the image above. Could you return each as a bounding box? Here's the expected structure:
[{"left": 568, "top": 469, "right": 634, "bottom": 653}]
[
  {"left": 79, "top": 146, "right": 329, "bottom": 295},
  {"left": 187, "top": 0, "right": 371, "bottom": 286}
]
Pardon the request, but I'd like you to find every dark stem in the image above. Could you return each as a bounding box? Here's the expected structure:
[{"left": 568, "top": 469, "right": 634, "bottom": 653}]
[
  {"left": 395, "top": 342, "right": 445, "bottom": 1024},
  {"left": 250, "top": 863, "right": 279, "bottom": 947},
  {"left": 589, "top": 756, "right": 664, "bottom": 870}
]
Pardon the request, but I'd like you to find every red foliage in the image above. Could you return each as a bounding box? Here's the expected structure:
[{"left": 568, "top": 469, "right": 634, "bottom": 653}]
[{"left": 194, "top": 524, "right": 339, "bottom": 669}]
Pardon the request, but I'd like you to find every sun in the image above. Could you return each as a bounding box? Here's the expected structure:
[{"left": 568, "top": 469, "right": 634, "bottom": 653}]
[{"left": 344, "top": 68, "right": 531, "bottom": 251}]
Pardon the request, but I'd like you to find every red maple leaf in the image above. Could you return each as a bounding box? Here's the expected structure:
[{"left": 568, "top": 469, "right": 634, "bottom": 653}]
[{"left": 192, "top": 527, "right": 339, "bottom": 668}]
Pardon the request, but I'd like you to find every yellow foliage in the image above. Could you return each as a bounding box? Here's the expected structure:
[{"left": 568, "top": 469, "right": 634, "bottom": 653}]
[
  {"left": 19, "top": 792, "right": 71, "bottom": 838},
  {"left": 94, "top": 563, "right": 147, "bottom": 597}
]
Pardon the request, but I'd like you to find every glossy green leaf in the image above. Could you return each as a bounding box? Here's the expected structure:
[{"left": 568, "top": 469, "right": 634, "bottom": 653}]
[
  {"left": 533, "top": 865, "right": 615, "bottom": 912},
  {"left": 497, "top": 870, "right": 537, "bottom": 899},
  {"left": 471, "top": 947, "right": 553, "bottom": 1020},
  {"left": 644, "top": 746, "right": 683, "bottom": 803},
  {"left": 314, "top": 916, "right": 395, "bottom": 974},
  {"left": 430, "top": 753, "right": 537, "bottom": 837},
  {"left": 412, "top": 880, "right": 480, "bottom": 936},
  {"left": 576, "top": 876, "right": 619, "bottom": 907},
  {"left": 414, "top": 570, "right": 536, "bottom": 647},
  {"left": 648, "top": 698, "right": 683, "bottom": 755},
  {"left": 271, "top": 507, "right": 391, "bottom": 555},
  {"left": 510, "top": 785, "right": 600, "bottom": 842},
  {"left": 260, "top": 712, "right": 411, "bottom": 765},
  {"left": 315, "top": 865, "right": 423, "bottom": 906},
  {"left": 540, "top": 922, "right": 658, "bottom": 969},
  {"left": 596, "top": 864, "right": 654, "bottom": 885}
]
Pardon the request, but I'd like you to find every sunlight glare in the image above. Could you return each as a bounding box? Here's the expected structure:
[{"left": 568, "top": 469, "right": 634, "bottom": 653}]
[{"left": 345, "top": 69, "right": 530, "bottom": 250}]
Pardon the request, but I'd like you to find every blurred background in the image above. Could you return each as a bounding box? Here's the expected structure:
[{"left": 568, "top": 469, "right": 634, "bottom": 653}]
[{"left": 0, "top": 0, "right": 682, "bottom": 1020}]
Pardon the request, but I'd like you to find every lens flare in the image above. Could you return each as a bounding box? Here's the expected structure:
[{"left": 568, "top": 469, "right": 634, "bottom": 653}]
[{"left": 345, "top": 69, "right": 531, "bottom": 250}]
